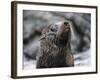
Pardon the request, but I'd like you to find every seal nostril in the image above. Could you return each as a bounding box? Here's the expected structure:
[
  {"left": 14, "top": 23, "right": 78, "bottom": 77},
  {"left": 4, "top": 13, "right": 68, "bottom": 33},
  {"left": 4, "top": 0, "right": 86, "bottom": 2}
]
[{"left": 64, "top": 22, "right": 68, "bottom": 26}]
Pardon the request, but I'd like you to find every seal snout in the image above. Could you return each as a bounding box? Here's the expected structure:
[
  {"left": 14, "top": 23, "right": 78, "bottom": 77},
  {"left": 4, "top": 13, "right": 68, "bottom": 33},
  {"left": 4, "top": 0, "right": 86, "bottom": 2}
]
[
  {"left": 64, "top": 22, "right": 69, "bottom": 26},
  {"left": 63, "top": 21, "right": 70, "bottom": 32}
]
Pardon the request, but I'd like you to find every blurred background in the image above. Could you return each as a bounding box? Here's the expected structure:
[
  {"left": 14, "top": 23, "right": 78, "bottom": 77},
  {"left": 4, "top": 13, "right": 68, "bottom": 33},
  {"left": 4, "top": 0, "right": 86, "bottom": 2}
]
[{"left": 23, "top": 10, "right": 91, "bottom": 69}]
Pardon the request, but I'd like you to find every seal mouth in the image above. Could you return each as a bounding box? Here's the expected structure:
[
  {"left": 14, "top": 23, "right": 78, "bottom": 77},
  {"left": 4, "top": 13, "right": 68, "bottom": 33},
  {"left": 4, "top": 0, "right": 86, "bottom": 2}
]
[{"left": 65, "top": 26, "right": 70, "bottom": 33}]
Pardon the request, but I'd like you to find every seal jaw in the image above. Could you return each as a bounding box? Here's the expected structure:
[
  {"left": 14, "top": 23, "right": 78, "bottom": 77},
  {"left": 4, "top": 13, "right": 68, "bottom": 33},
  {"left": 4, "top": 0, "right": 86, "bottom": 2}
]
[{"left": 55, "top": 21, "right": 71, "bottom": 47}]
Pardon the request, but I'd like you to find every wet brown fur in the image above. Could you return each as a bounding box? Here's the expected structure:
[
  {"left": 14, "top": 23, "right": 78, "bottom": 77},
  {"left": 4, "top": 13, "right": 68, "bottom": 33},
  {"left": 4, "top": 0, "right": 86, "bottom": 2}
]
[{"left": 36, "top": 21, "right": 74, "bottom": 68}]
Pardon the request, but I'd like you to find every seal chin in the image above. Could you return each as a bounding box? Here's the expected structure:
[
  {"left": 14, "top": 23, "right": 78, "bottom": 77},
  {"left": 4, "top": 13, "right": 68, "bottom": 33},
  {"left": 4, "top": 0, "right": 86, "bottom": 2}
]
[{"left": 65, "top": 26, "right": 70, "bottom": 32}]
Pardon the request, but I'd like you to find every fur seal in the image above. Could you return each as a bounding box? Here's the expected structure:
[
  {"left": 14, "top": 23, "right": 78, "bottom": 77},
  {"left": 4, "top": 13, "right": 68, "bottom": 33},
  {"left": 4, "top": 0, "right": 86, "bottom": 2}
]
[{"left": 36, "top": 21, "right": 74, "bottom": 68}]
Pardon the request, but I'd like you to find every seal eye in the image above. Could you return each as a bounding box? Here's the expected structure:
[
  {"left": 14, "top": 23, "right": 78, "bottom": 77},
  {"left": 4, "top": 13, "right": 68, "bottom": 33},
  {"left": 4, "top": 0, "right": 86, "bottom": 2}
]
[{"left": 50, "top": 28, "right": 57, "bottom": 32}]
